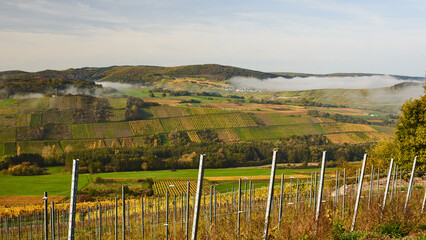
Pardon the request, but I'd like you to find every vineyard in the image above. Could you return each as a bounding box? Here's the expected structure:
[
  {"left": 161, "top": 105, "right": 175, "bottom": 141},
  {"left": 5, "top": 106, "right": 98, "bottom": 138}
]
[
  {"left": 17, "top": 141, "right": 63, "bottom": 156},
  {"left": 107, "top": 98, "right": 127, "bottom": 109},
  {"left": 48, "top": 96, "right": 87, "bottom": 110},
  {"left": 71, "top": 122, "right": 133, "bottom": 139},
  {"left": 130, "top": 119, "right": 164, "bottom": 135},
  {"left": 60, "top": 140, "right": 106, "bottom": 151},
  {"left": 0, "top": 95, "right": 396, "bottom": 157},
  {"left": 0, "top": 129, "right": 15, "bottom": 142},
  {"left": 187, "top": 131, "right": 202, "bottom": 143},
  {"left": 42, "top": 109, "right": 73, "bottom": 125},
  {"left": 108, "top": 109, "right": 126, "bottom": 122},
  {"left": 153, "top": 180, "right": 212, "bottom": 196},
  {"left": 151, "top": 106, "right": 229, "bottom": 119},
  {"left": 0, "top": 159, "right": 424, "bottom": 240},
  {"left": 216, "top": 129, "right": 241, "bottom": 142}
]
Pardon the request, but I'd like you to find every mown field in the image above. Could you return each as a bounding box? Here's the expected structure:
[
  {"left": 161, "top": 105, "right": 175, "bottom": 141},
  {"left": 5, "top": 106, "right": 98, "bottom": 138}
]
[{"left": 0, "top": 166, "right": 327, "bottom": 197}]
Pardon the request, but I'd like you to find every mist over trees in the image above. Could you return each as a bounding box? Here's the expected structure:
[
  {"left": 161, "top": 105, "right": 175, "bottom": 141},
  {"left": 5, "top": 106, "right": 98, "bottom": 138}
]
[{"left": 369, "top": 85, "right": 425, "bottom": 171}]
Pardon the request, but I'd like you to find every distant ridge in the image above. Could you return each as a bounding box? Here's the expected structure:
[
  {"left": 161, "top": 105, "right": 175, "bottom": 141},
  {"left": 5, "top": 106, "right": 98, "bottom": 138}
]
[
  {"left": 0, "top": 64, "right": 279, "bottom": 83},
  {"left": 1, "top": 64, "right": 422, "bottom": 84}
]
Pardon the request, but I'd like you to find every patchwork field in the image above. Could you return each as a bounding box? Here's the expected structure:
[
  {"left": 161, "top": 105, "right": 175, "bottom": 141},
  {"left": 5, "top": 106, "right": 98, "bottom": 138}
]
[{"left": 0, "top": 94, "right": 396, "bottom": 156}]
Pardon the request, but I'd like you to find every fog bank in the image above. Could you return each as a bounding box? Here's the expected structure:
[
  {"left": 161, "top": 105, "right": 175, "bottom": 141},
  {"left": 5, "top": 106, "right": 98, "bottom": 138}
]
[
  {"left": 230, "top": 75, "right": 417, "bottom": 91},
  {"left": 95, "top": 82, "right": 135, "bottom": 89}
]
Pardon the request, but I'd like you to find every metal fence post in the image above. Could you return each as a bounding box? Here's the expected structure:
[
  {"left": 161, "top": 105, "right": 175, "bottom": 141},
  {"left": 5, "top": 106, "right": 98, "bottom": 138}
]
[
  {"left": 382, "top": 159, "right": 394, "bottom": 211},
  {"left": 237, "top": 178, "right": 242, "bottom": 237},
  {"left": 377, "top": 168, "right": 380, "bottom": 199},
  {"left": 165, "top": 190, "right": 169, "bottom": 240},
  {"left": 122, "top": 186, "right": 125, "bottom": 240},
  {"left": 99, "top": 203, "right": 102, "bottom": 240},
  {"left": 191, "top": 154, "right": 204, "bottom": 240},
  {"left": 315, "top": 151, "right": 327, "bottom": 234},
  {"left": 185, "top": 181, "right": 190, "bottom": 240},
  {"left": 278, "top": 173, "right": 284, "bottom": 229},
  {"left": 51, "top": 202, "right": 55, "bottom": 240},
  {"left": 351, "top": 154, "right": 367, "bottom": 232},
  {"left": 44, "top": 192, "right": 48, "bottom": 240},
  {"left": 309, "top": 173, "right": 313, "bottom": 209},
  {"left": 68, "top": 158, "right": 79, "bottom": 240},
  {"left": 115, "top": 197, "right": 117, "bottom": 240},
  {"left": 368, "top": 166, "right": 374, "bottom": 208},
  {"left": 262, "top": 150, "right": 277, "bottom": 240},
  {"left": 248, "top": 180, "right": 252, "bottom": 222},
  {"left": 141, "top": 196, "right": 144, "bottom": 239},
  {"left": 405, "top": 156, "right": 417, "bottom": 212},
  {"left": 421, "top": 175, "right": 426, "bottom": 213},
  {"left": 342, "top": 168, "right": 346, "bottom": 218}
]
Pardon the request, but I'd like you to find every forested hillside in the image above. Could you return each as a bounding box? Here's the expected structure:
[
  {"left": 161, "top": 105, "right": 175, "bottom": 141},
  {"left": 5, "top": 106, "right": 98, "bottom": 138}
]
[{"left": 0, "top": 64, "right": 278, "bottom": 84}]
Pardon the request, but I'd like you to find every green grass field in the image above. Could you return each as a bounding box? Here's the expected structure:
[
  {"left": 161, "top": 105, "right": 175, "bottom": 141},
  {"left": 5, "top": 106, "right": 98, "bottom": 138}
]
[
  {"left": 0, "top": 99, "right": 19, "bottom": 108},
  {"left": 0, "top": 166, "right": 324, "bottom": 196},
  {"left": 0, "top": 167, "right": 89, "bottom": 196}
]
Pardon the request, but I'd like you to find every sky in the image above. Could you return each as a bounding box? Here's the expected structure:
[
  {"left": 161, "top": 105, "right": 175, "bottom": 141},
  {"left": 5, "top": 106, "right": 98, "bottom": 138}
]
[{"left": 0, "top": 0, "right": 425, "bottom": 76}]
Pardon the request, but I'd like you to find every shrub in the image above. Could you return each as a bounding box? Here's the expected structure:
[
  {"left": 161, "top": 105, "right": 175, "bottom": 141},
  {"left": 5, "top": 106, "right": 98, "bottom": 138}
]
[
  {"left": 377, "top": 222, "right": 409, "bottom": 238},
  {"left": 331, "top": 221, "right": 364, "bottom": 240},
  {"left": 7, "top": 162, "right": 45, "bottom": 176},
  {"left": 94, "top": 176, "right": 103, "bottom": 183}
]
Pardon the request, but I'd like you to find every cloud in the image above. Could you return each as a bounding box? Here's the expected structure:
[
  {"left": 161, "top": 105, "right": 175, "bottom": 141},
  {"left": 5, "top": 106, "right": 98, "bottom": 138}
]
[{"left": 229, "top": 75, "right": 420, "bottom": 91}]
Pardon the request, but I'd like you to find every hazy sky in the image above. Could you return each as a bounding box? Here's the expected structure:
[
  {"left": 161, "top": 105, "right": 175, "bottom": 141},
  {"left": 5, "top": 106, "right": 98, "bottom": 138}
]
[{"left": 1, "top": 0, "right": 425, "bottom": 76}]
